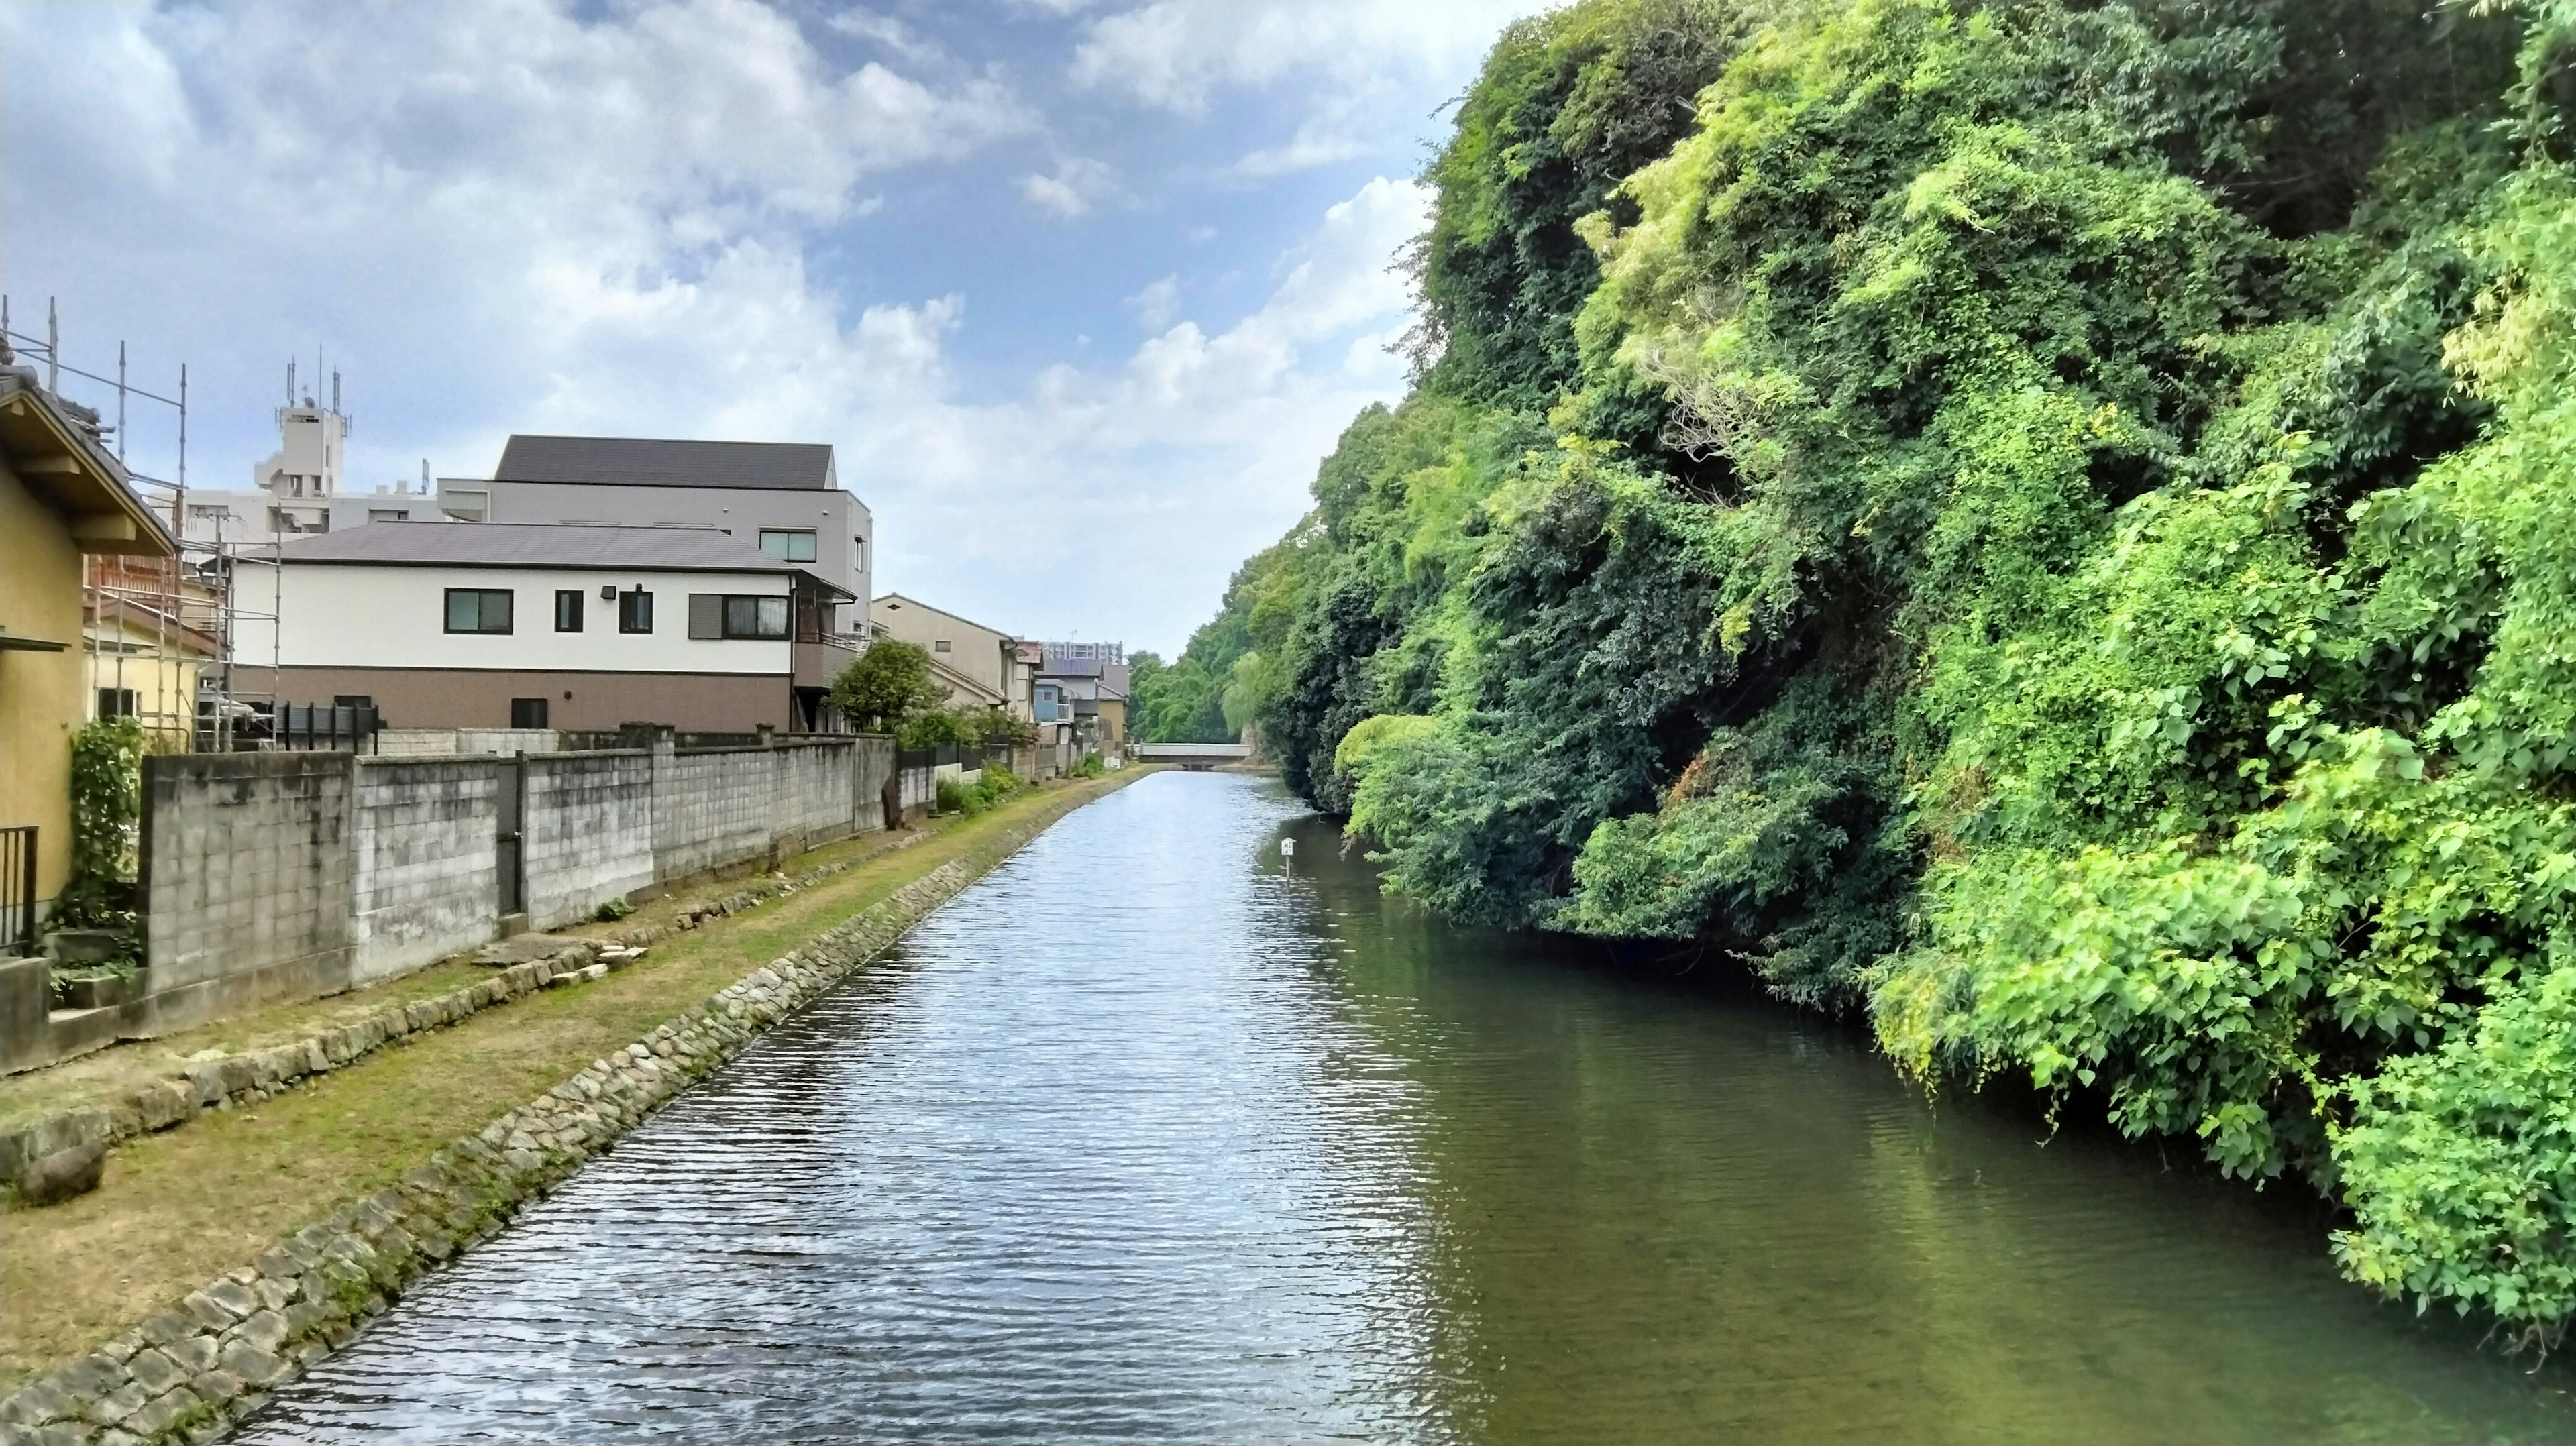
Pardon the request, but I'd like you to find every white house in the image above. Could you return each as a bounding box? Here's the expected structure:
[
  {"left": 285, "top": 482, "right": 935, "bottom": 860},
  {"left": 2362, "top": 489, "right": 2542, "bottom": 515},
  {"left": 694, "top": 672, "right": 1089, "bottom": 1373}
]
[
  {"left": 229, "top": 522, "right": 856, "bottom": 732},
  {"left": 435, "top": 435, "right": 871, "bottom": 636}
]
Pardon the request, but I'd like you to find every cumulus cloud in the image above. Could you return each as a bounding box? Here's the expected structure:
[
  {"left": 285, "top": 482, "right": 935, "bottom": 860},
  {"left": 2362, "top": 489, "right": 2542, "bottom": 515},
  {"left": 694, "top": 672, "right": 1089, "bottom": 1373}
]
[
  {"left": 1124, "top": 274, "right": 1183, "bottom": 329},
  {"left": 3, "top": 0, "right": 1434, "bottom": 652},
  {"left": 1018, "top": 156, "right": 1123, "bottom": 219},
  {"left": 1069, "top": 0, "right": 1530, "bottom": 113},
  {"left": 826, "top": 7, "right": 945, "bottom": 64}
]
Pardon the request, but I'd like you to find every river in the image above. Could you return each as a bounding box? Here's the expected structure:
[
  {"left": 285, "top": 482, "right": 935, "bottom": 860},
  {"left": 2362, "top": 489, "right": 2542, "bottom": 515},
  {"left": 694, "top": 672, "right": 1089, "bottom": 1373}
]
[{"left": 231, "top": 771, "right": 2576, "bottom": 1443}]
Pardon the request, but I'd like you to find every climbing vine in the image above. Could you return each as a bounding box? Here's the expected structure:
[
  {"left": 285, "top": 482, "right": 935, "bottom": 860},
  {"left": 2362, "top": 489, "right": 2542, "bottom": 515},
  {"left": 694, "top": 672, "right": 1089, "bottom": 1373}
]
[{"left": 54, "top": 715, "right": 144, "bottom": 936}]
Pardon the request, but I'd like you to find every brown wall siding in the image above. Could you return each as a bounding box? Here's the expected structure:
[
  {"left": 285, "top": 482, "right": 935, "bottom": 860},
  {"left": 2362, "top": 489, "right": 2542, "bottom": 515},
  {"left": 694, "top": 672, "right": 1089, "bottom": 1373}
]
[{"left": 232, "top": 667, "right": 792, "bottom": 732}]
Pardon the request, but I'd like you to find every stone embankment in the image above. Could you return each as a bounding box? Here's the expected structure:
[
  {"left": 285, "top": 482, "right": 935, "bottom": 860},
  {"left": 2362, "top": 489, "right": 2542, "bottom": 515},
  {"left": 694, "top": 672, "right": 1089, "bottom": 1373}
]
[
  {"left": 0, "top": 785, "right": 1099, "bottom": 1446},
  {"left": 0, "top": 830, "right": 928, "bottom": 1196}
]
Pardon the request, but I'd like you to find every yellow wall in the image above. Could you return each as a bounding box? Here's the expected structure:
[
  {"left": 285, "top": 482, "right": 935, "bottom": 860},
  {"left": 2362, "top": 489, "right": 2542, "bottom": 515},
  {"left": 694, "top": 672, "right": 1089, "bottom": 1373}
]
[{"left": 0, "top": 458, "right": 83, "bottom": 904}]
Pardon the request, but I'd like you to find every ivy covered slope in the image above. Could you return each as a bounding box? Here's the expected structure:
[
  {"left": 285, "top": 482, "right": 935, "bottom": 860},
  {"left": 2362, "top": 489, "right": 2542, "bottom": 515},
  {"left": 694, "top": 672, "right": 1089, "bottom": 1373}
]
[{"left": 1185, "top": 0, "right": 2576, "bottom": 1338}]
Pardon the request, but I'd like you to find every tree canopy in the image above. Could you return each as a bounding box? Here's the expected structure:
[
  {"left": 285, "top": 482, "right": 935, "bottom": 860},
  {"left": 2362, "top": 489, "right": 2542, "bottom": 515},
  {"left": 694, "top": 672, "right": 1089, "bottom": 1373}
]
[
  {"left": 829, "top": 641, "right": 941, "bottom": 734},
  {"left": 1178, "top": 0, "right": 2576, "bottom": 1341}
]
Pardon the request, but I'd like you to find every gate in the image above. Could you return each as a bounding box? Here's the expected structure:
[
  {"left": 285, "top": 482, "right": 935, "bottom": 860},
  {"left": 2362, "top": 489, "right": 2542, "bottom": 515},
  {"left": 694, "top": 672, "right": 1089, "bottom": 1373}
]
[
  {"left": 496, "top": 757, "right": 525, "bottom": 920},
  {"left": 0, "top": 826, "right": 33, "bottom": 959}
]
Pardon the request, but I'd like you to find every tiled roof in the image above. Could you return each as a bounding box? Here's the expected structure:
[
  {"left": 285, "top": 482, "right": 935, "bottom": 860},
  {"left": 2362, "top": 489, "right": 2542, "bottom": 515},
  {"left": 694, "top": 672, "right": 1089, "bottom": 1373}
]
[
  {"left": 257, "top": 522, "right": 849, "bottom": 595},
  {"left": 494, "top": 435, "right": 833, "bottom": 490}
]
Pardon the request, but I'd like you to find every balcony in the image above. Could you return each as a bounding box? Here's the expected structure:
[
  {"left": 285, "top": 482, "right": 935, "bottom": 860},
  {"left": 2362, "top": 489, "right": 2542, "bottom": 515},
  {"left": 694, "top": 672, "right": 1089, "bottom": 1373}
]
[{"left": 794, "top": 633, "right": 863, "bottom": 688}]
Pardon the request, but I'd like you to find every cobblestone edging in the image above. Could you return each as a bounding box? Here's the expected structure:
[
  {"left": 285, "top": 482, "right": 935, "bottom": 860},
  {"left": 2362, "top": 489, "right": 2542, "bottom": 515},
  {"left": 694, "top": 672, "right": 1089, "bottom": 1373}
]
[
  {"left": 0, "top": 830, "right": 931, "bottom": 1190},
  {"left": 0, "top": 786, "right": 1109, "bottom": 1446}
]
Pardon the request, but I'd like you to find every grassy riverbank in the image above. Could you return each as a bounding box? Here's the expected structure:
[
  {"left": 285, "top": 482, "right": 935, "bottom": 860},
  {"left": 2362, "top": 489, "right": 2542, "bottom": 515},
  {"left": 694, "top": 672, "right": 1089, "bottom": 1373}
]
[{"left": 0, "top": 769, "right": 1148, "bottom": 1392}]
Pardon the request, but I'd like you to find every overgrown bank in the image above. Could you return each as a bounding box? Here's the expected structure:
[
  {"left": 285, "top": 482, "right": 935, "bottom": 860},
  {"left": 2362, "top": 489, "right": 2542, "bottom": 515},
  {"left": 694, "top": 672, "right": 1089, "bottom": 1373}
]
[
  {"left": 1173, "top": 0, "right": 2576, "bottom": 1341},
  {"left": 0, "top": 769, "right": 1149, "bottom": 1425}
]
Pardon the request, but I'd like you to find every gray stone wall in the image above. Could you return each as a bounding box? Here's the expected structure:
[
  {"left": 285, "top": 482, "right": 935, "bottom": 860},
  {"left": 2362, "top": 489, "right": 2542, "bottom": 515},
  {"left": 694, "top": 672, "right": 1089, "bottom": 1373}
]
[
  {"left": 4, "top": 735, "right": 906, "bottom": 1074},
  {"left": 139, "top": 753, "right": 354, "bottom": 1003},
  {"left": 523, "top": 752, "right": 654, "bottom": 930},
  {"left": 649, "top": 747, "right": 773, "bottom": 881},
  {"left": 350, "top": 760, "right": 500, "bottom": 985},
  {"left": 771, "top": 741, "right": 854, "bottom": 851},
  {"left": 851, "top": 734, "right": 894, "bottom": 832}
]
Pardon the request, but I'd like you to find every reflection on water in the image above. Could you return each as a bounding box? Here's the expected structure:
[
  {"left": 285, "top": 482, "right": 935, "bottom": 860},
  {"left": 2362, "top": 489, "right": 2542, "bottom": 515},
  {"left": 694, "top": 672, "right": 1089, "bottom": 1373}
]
[{"left": 233, "top": 773, "right": 2576, "bottom": 1443}]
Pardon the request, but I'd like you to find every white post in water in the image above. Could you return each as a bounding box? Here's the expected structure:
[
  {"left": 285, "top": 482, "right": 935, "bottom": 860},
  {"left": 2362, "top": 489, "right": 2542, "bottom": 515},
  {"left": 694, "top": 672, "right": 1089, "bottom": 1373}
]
[{"left": 1280, "top": 837, "right": 1296, "bottom": 867}]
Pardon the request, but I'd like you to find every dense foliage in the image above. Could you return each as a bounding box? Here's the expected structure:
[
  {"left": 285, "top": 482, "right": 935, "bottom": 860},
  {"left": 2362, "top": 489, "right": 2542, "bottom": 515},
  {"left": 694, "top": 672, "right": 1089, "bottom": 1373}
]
[
  {"left": 936, "top": 764, "right": 1030, "bottom": 817},
  {"left": 56, "top": 716, "right": 145, "bottom": 934},
  {"left": 833, "top": 641, "right": 1028, "bottom": 748},
  {"left": 1184, "top": 0, "right": 2576, "bottom": 1340},
  {"left": 829, "top": 641, "right": 941, "bottom": 732}
]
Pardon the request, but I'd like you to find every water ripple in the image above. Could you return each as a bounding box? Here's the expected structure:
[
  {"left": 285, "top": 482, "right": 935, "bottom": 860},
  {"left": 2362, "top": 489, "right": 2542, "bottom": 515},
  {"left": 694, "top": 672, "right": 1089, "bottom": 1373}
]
[{"left": 231, "top": 774, "right": 2576, "bottom": 1445}]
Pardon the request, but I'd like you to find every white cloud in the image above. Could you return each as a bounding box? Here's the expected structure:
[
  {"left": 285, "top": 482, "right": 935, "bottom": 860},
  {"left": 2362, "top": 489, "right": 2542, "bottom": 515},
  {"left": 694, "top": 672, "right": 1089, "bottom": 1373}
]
[
  {"left": 1125, "top": 274, "right": 1182, "bottom": 329},
  {"left": 3, "top": 0, "right": 1433, "bottom": 653},
  {"left": 1069, "top": 0, "right": 1532, "bottom": 114},
  {"left": 826, "top": 7, "right": 944, "bottom": 64},
  {"left": 1018, "top": 156, "right": 1122, "bottom": 218}
]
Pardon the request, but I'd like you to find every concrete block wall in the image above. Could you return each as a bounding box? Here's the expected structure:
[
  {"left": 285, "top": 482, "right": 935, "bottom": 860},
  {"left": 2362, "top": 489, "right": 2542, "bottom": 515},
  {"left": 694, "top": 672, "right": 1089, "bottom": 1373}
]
[
  {"left": 141, "top": 754, "right": 354, "bottom": 1003},
  {"left": 374, "top": 728, "right": 563, "bottom": 757},
  {"left": 524, "top": 751, "right": 654, "bottom": 930},
  {"left": 4, "top": 734, "right": 908, "bottom": 1073},
  {"left": 651, "top": 748, "right": 775, "bottom": 882},
  {"left": 773, "top": 742, "right": 855, "bottom": 851},
  {"left": 350, "top": 759, "right": 501, "bottom": 985},
  {"left": 851, "top": 735, "right": 894, "bottom": 832}
]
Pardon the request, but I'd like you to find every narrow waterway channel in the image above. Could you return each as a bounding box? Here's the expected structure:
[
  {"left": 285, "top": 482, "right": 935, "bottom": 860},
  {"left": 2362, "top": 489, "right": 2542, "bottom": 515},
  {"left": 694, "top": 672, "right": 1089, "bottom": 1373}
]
[{"left": 233, "top": 771, "right": 2576, "bottom": 1443}]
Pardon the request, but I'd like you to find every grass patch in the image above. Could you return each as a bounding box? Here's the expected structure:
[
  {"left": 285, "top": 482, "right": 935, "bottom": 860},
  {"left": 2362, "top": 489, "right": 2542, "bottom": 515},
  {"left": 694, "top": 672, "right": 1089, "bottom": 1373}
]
[{"left": 0, "top": 771, "right": 1146, "bottom": 1391}]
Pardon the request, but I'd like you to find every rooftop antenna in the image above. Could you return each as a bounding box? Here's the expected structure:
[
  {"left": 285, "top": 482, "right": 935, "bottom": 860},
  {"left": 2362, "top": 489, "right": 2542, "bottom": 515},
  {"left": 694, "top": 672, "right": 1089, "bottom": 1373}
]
[
  {"left": 46, "top": 297, "right": 59, "bottom": 394},
  {"left": 286, "top": 359, "right": 297, "bottom": 409},
  {"left": 331, "top": 369, "right": 341, "bottom": 416}
]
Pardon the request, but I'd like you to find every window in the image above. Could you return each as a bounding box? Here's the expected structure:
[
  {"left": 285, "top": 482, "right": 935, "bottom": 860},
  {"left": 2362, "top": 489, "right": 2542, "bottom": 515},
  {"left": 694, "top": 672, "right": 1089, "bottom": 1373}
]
[
  {"left": 759, "top": 529, "right": 818, "bottom": 563},
  {"left": 723, "top": 595, "right": 790, "bottom": 639},
  {"left": 854, "top": 536, "right": 865, "bottom": 571},
  {"left": 688, "top": 594, "right": 790, "bottom": 639},
  {"left": 444, "top": 588, "right": 513, "bottom": 634},
  {"left": 618, "top": 589, "right": 654, "bottom": 634},
  {"left": 97, "top": 688, "right": 137, "bottom": 719},
  {"left": 934, "top": 639, "right": 952, "bottom": 653},
  {"left": 554, "top": 590, "right": 584, "bottom": 632},
  {"left": 510, "top": 698, "right": 550, "bottom": 729},
  {"left": 367, "top": 508, "right": 409, "bottom": 522}
]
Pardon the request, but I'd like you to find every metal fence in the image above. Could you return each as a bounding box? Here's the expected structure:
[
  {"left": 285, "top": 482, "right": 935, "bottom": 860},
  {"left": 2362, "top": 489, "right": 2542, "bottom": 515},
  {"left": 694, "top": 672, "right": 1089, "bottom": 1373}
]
[
  {"left": 895, "top": 742, "right": 996, "bottom": 771},
  {"left": 0, "top": 826, "right": 35, "bottom": 960},
  {"left": 270, "top": 703, "right": 383, "bottom": 753}
]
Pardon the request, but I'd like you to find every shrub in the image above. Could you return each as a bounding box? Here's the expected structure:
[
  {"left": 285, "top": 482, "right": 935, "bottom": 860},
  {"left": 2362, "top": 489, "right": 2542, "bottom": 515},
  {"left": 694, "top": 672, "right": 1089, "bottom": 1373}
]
[
  {"left": 934, "top": 775, "right": 985, "bottom": 816},
  {"left": 594, "top": 897, "right": 634, "bottom": 922},
  {"left": 973, "top": 765, "right": 1028, "bottom": 807},
  {"left": 1069, "top": 752, "right": 1106, "bottom": 779}
]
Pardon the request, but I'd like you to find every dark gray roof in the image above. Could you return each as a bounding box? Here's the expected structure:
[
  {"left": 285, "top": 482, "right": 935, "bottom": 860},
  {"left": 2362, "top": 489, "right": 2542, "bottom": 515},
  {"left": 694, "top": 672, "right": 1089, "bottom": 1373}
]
[
  {"left": 257, "top": 522, "right": 851, "bottom": 596},
  {"left": 494, "top": 434, "right": 833, "bottom": 490}
]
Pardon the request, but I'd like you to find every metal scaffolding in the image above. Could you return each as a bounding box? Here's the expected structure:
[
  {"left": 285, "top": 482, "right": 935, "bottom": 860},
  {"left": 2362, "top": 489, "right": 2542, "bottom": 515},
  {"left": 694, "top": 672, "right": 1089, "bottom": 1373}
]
[{"left": 4, "top": 294, "right": 280, "bottom": 750}]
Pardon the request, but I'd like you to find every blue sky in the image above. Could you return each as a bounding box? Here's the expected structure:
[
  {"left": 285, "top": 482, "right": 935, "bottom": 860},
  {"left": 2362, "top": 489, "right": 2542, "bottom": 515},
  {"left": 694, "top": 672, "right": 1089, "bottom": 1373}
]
[{"left": 1, "top": 0, "right": 1541, "bottom": 654}]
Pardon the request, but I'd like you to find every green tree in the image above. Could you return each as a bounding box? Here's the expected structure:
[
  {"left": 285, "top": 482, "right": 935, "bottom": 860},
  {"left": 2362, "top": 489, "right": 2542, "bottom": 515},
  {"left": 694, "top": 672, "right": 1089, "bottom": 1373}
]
[
  {"left": 828, "top": 641, "right": 941, "bottom": 733},
  {"left": 1171, "top": 0, "right": 2576, "bottom": 1340}
]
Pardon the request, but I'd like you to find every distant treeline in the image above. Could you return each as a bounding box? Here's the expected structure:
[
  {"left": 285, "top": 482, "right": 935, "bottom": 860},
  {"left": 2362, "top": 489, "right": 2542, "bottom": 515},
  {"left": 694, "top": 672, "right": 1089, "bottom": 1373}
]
[{"left": 1153, "top": 0, "right": 2576, "bottom": 1343}]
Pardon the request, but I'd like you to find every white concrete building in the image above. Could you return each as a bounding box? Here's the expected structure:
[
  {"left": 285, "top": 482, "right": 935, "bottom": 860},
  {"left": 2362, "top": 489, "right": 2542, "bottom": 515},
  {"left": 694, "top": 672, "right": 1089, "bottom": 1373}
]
[
  {"left": 179, "top": 376, "right": 438, "bottom": 545},
  {"left": 436, "top": 436, "right": 871, "bottom": 636},
  {"left": 229, "top": 522, "right": 856, "bottom": 732}
]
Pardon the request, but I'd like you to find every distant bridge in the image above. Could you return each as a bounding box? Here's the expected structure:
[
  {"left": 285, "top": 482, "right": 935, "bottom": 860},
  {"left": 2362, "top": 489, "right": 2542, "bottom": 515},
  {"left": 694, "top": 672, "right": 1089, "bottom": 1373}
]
[{"left": 1133, "top": 742, "right": 1254, "bottom": 771}]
